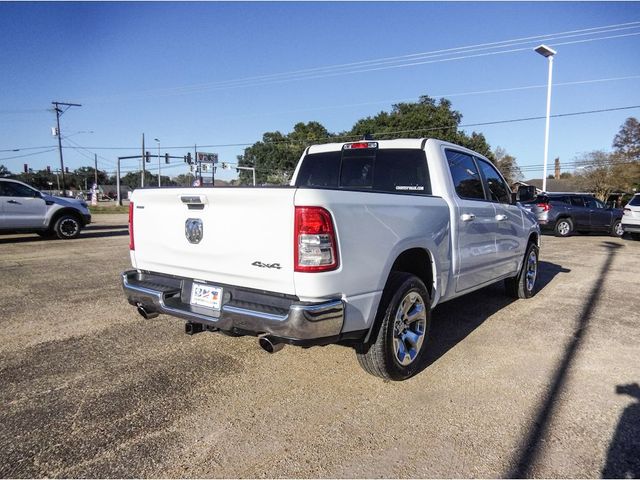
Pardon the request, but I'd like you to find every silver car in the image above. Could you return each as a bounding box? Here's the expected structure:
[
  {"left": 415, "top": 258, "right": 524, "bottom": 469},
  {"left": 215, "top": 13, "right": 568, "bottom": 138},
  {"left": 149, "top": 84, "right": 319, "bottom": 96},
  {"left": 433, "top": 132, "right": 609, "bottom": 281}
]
[{"left": 0, "top": 178, "right": 91, "bottom": 239}]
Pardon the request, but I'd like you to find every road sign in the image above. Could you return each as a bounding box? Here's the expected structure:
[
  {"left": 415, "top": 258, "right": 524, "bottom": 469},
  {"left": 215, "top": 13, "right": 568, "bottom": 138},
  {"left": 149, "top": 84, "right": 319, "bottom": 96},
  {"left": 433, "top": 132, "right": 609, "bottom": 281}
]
[{"left": 197, "top": 152, "right": 218, "bottom": 164}]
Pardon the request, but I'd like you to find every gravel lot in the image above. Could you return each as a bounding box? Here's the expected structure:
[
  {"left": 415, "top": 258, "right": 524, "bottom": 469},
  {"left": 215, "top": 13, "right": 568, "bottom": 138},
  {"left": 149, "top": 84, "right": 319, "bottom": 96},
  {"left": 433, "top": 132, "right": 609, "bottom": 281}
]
[{"left": 1, "top": 213, "right": 639, "bottom": 478}]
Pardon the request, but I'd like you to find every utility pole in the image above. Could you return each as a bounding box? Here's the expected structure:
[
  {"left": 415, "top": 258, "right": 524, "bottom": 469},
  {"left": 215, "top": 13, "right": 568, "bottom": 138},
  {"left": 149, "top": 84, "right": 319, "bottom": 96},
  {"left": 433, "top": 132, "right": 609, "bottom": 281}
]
[
  {"left": 141, "top": 133, "right": 146, "bottom": 188},
  {"left": 52, "top": 101, "right": 81, "bottom": 196},
  {"left": 94, "top": 153, "right": 98, "bottom": 187}
]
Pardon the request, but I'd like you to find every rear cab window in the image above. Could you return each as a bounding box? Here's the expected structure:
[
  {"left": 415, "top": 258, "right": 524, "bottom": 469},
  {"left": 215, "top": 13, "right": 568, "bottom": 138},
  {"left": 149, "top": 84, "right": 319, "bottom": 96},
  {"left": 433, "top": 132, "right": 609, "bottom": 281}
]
[
  {"left": 295, "top": 146, "right": 431, "bottom": 195},
  {"left": 629, "top": 195, "right": 640, "bottom": 207}
]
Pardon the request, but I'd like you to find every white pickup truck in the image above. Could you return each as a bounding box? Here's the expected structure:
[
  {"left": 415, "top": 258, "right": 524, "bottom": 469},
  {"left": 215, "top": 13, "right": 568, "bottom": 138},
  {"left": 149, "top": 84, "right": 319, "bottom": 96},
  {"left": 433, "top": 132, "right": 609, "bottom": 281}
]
[{"left": 122, "top": 139, "right": 540, "bottom": 380}]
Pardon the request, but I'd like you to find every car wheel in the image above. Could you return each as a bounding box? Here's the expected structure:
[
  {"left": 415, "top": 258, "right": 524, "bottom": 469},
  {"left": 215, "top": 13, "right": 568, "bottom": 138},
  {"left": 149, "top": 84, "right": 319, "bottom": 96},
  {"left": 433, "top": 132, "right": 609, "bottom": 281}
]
[
  {"left": 611, "top": 220, "right": 624, "bottom": 237},
  {"left": 53, "top": 214, "right": 82, "bottom": 240},
  {"left": 505, "top": 242, "right": 539, "bottom": 299},
  {"left": 355, "top": 272, "right": 431, "bottom": 381},
  {"left": 554, "top": 218, "right": 573, "bottom": 237}
]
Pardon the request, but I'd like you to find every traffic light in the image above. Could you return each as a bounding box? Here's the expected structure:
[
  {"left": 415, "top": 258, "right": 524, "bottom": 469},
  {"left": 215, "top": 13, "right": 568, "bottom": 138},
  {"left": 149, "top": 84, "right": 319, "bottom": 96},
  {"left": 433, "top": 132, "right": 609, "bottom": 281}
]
[
  {"left": 145, "top": 151, "right": 151, "bottom": 163},
  {"left": 46, "top": 166, "right": 51, "bottom": 173},
  {"left": 165, "top": 153, "right": 170, "bottom": 164},
  {"left": 186, "top": 152, "right": 192, "bottom": 164},
  {"left": 183, "top": 155, "right": 187, "bottom": 163},
  {"left": 221, "top": 162, "right": 227, "bottom": 170},
  {"left": 23, "top": 163, "right": 28, "bottom": 173},
  {"left": 65, "top": 167, "right": 69, "bottom": 174}
]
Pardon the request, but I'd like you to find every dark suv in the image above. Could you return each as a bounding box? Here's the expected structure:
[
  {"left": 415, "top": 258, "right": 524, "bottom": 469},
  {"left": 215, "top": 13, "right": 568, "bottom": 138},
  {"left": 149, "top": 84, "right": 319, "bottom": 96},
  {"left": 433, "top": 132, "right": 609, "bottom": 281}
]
[{"left": 523, "top": 193, "right": 624, "bottom": 237}]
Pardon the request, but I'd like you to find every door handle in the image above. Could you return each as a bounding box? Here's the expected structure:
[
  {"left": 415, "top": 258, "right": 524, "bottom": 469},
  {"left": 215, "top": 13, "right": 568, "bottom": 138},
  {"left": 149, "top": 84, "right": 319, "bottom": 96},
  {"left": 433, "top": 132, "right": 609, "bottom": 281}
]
[
  {"left": 7, "top": 200, "right": 20, "bottom": 204},
  {"left": 461, "top": 213, "right": 476, "bottom": 222},
  {"left": 495, "top": 214, "right": 508, "bottom": 221}
]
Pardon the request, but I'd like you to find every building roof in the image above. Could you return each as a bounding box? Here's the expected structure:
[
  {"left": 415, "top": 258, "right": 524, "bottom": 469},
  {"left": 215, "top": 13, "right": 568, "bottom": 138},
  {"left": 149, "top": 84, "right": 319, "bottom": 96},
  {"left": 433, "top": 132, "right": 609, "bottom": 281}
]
[{"left": 522, "top": 178, "right": 584, "bottom": 193}]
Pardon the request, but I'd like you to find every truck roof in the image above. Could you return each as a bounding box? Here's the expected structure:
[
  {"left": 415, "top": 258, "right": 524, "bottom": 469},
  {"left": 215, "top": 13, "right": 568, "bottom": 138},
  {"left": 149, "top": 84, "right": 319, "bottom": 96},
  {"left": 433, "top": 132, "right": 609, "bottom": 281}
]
[{"left": 307, "top": 138, "right": 427, "bottom": 155}]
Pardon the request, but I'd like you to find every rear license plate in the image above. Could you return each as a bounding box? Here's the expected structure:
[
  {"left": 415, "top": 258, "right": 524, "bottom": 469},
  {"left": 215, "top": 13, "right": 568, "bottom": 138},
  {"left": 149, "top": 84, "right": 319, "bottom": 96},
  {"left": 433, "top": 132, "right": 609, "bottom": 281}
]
[{"left": 190, "top": 282, "right": 223, "bottom": 310}]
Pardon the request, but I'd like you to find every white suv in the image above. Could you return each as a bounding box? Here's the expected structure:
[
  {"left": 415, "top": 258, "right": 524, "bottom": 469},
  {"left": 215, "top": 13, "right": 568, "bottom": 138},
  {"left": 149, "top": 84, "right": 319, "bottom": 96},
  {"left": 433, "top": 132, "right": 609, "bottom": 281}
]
[{"left": 622, "top": 193, "right": 640, "bottom": 240}]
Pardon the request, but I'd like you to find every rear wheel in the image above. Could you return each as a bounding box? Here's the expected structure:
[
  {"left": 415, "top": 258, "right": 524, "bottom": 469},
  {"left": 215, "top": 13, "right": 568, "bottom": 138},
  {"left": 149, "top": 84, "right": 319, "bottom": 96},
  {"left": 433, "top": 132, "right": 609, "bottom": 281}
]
[
  {"left": 554, "top": 218, "right": 573, "bottom": 237},
  {"left": 611, "top": 220, "right": 624, "bottom": 237},
  {"left": 53, "top": 214, "right": 82, "bottom": 239},
  {"left": 356, "top": 272, "right": 431, "bottom": 381},
  {"left": 505, "top": 242, "right": 539, "bottom": 299}
]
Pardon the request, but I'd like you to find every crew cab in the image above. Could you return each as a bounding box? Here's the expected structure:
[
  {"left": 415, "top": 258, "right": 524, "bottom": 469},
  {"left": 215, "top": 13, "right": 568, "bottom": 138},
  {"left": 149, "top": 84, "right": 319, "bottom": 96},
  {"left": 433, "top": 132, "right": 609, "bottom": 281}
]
[
  {"left": 0, "top": 178, "right": 91, "bottom": 239},
  {"left": 122, "top": 139, "right": 540, "bottom": 380}
]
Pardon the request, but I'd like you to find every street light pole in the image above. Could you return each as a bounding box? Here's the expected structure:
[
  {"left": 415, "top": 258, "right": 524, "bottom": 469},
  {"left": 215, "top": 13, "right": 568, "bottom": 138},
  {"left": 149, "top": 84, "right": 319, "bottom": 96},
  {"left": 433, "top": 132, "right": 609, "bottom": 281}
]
[
  {"left": 535, "top": 44, "right": 556, "bottom": 193},
  {"left": 154, "top": 138, "right": 161, "bottom": 187}
]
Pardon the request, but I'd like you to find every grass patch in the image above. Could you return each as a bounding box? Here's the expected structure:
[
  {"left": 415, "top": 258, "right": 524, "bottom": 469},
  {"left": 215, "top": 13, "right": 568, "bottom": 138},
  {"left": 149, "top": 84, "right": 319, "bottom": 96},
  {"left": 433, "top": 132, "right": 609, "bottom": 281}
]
[{"left": 89, "top": 205, "right": 129, "bottom": 214}]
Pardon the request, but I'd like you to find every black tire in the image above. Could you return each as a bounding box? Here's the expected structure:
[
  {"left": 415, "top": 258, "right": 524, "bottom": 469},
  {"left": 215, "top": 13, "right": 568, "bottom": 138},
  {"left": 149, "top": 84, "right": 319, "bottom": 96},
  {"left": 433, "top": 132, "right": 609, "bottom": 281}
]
[
  {"left": 355, "top": 272, "right": 431, "bottom": 381},
  {"left": 554, "top": 218, "right": 573, "bottom": 237},
  {"left": 505, "top": 242, "right": 539, "bottom": 299},
  {"left": 610, "top": 220, "right": 624, "bottom": 237},
  {"left": 53, "top": 214, "right": 82, "bottom": 239}
]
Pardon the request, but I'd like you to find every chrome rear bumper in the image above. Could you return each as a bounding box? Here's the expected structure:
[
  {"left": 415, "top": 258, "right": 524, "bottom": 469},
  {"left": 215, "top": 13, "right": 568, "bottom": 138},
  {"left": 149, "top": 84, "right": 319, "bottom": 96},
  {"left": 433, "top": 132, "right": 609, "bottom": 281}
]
[{"left": 121, "top": 270, "right": 344, "bottom": 340}]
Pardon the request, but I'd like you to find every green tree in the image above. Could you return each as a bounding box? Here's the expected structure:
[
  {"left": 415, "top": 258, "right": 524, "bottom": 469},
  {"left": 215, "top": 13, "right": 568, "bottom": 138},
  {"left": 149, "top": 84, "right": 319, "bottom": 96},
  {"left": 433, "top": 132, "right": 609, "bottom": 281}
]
[
  {"left": 613, "top": 117, "right": 640, "bottom": 159},
  {"left": 612, "top": 117, "right": 640, "bottom": 191},
  {"left": 492, "top": 147, "right": 523, "bottom": 185},
  {"left": 347, "top": 96, "right": 493, "bottom": 159},
  {"left": 237, "top": 122, "right": 331, "bottom": 185},
  {"left": 0, "top": 164, "right": 11, "bottom": 177}
]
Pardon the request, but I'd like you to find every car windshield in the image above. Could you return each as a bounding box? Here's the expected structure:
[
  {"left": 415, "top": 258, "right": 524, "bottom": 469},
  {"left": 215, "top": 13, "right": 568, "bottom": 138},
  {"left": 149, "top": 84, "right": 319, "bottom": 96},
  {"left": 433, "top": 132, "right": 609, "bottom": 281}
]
[{"left": 629, "top": 195, "right": 640, "bottom": 207}]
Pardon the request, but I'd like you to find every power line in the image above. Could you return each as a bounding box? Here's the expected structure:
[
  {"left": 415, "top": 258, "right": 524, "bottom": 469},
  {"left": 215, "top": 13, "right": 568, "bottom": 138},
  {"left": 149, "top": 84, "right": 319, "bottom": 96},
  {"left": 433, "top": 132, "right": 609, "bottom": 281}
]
[
  {"left": 0, "top": 148, "right": 58, "bottom": 162},
  {"left": 79, "top": 21, "right": 640, "bottom": 102},
  {"left": 3, "top": 103, "right": 640, "bottom": 158}
]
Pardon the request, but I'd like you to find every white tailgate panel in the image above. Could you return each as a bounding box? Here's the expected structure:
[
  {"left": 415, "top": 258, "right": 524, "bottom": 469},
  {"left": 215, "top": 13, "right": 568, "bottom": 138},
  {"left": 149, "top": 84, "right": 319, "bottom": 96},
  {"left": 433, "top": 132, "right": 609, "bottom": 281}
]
[{"left": 131, "top": 188, "right": 296, "bottom": 295}]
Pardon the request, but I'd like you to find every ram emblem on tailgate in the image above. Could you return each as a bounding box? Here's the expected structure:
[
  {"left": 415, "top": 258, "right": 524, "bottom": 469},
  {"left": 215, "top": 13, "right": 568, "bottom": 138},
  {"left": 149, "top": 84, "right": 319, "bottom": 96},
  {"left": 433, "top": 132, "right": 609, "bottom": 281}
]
[{"left": 185, "top": 218, "right": 203, "bottom": 244}]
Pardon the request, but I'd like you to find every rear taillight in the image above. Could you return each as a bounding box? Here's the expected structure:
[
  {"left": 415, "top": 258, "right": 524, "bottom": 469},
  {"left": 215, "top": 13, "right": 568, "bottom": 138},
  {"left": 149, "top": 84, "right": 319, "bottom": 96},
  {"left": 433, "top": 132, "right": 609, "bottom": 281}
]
[
  {"left": 294, "top": 206, "right": 338, "bottom": 272},
  {"left": 128, "top": 202, "right": 135, "bottom": 250},
  {"left": 537, "top": 202, "right": 552, "bottom": 212}
]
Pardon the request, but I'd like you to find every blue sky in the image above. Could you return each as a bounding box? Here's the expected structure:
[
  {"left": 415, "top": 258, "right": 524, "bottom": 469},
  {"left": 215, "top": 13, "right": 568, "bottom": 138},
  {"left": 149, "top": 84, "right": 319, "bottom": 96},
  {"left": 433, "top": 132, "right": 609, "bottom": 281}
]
[{"left": 1, "top": 1, "right": 639, "bottom": 182}]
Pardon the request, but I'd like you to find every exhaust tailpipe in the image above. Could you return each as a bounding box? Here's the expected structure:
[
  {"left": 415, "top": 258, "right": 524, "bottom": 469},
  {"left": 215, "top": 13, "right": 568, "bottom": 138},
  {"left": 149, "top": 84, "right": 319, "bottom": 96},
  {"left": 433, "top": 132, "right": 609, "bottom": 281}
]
[
  {"left": 137, "top": 304, "right": 159, "bottom": 320},
  {"left": 185, "top": 322, "right": 204, "bottom": 335},
  {"left": 258, "top": 335, "right": 285, "bottom": 354}
]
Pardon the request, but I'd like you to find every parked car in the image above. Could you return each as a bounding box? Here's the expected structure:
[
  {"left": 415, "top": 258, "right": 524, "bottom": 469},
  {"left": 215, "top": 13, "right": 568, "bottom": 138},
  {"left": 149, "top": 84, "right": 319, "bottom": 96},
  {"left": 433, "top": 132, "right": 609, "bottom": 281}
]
[
  {"left": 522, "top": 193, "right": 624, "bottom": 237},
  {"left": 122, "top": 138, "right": 540, "bottom": 380},
  {"left": 622, "top": 193, "right": 640, "bottom": 240},
  {"left": 0, "top": 178, "right": 91, "bottom": 239}
]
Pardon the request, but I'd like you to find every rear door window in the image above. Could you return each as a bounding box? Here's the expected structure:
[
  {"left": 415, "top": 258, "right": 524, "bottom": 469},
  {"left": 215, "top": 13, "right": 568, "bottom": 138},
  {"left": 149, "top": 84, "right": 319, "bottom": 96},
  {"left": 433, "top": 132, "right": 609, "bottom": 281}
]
[
  {"left": 629, "top": 195, "right": 640, "bottom": 206},
  {"left": 570, "top": 196, "right": 585, "bottom": 207},
  {"left": 445, "top": 150, "right": 485, "bottom": 200}
]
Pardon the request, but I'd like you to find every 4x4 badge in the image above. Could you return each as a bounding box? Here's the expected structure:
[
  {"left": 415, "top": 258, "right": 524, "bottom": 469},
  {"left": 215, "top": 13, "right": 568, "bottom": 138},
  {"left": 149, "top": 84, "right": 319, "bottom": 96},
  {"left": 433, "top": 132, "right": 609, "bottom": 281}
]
[
  {"left": 185, "top": 218, "right": 203, "bottom": 244},
  {"left": 252, "top": 261, "right": 282, "bottom": 270}
]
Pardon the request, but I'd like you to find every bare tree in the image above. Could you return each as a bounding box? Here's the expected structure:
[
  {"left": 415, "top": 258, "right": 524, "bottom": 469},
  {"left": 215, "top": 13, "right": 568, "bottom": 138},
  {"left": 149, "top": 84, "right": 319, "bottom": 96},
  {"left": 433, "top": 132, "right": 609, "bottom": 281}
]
[
  {"left": 574, "top": 151, "right": 635, "bottom": 201},
  {"left": 492, "top": 146, "right": 523, "bottom": 185}
]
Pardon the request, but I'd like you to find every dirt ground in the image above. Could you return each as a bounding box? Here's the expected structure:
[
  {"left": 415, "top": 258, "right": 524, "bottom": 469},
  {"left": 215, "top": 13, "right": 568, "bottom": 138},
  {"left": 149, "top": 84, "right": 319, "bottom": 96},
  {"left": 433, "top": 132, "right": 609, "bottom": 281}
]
[{"left": 0, "top": 214, "right": 639, "bottom": 478}]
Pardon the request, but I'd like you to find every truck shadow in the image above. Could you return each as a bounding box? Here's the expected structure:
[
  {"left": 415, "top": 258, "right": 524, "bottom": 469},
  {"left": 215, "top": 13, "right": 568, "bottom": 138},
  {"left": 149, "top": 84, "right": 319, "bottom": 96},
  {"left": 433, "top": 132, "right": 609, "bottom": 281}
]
[
  {"left": 424, "top": 260, "right": 570, "bottom": 370},
  {"left": 602, "top": 382, "right": 640, "bottom": 478}
]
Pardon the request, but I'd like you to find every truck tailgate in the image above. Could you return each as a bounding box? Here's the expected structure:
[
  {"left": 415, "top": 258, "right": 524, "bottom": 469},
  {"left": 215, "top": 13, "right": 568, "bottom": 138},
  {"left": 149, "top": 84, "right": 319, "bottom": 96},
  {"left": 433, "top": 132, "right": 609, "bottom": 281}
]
[{"left": 130, "top": 188, "right": 296, "bottom": 295}]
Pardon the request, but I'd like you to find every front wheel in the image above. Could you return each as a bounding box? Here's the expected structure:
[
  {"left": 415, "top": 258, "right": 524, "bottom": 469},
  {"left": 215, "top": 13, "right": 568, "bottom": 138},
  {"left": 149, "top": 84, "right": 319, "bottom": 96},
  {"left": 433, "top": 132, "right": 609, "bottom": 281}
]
[
  {"left": 53, "top": 214, "right": 82, "bottom": 239},
  {"left": 505, "top": 242, "right": 539, "bottom": 299},
  {"left": 355, "top": 272, "right": 431, "bottom": 381}
]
